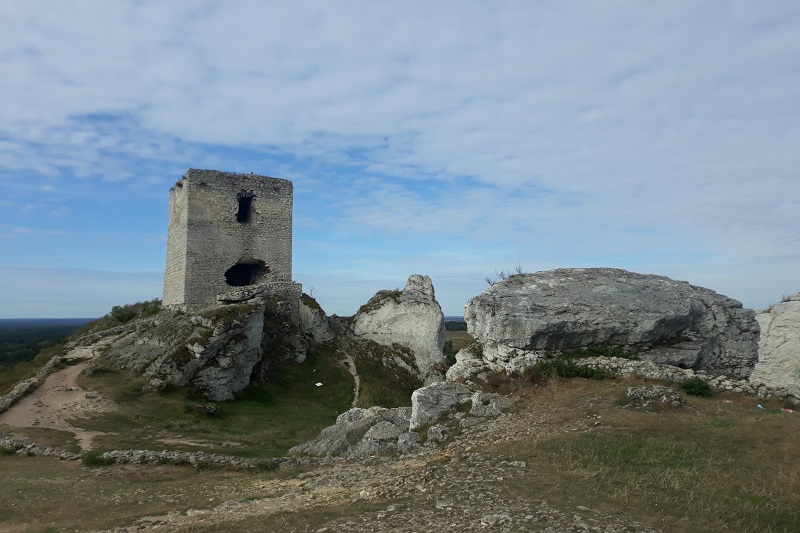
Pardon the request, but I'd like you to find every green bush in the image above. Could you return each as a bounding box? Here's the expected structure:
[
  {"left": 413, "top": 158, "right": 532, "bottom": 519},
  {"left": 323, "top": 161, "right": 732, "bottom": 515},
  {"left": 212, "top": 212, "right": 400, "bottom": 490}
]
[
  {"left": 0, "top": 446, "right": 18, "bottom": 456},
  {"left": 563, "top": 345, "right": 638, "bottom": 360},
  {"left": 81, "top": 451, "right": 114, "bottom": 467},
  {"left": 539, "top": 357, "right": 615, "bottom": 380},
  {"left": 443, "top": 340, "right": 457, "bottom": 366},
  {"left": 679, "top": 377, "right": 714, "bottom": 397}
]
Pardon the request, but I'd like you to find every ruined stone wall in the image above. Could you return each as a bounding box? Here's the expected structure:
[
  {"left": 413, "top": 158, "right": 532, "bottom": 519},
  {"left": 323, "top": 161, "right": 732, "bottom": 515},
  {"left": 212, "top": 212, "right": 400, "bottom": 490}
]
[{"left": 163, "top": 169, "right": 293, "bottom": 312}]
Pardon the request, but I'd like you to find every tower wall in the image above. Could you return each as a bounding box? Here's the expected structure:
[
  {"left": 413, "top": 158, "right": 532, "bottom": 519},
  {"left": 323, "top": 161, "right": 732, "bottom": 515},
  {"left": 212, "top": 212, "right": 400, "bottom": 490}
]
[{"left": 163, "top": 169, "right": 294, "bottom": 312}]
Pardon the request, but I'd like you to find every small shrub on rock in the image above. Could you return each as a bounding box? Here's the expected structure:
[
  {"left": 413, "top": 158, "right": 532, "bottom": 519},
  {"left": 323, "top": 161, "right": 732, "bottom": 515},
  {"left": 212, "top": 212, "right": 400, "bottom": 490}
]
[
  {"left": 536, "top": 357, "right": 615, "bottom": 380},
  {"left": 679, "top": 377, "right": 714, "bottom": 397},
  {"left": 82, "top": 451, "right": 114, "bottom": 467}
]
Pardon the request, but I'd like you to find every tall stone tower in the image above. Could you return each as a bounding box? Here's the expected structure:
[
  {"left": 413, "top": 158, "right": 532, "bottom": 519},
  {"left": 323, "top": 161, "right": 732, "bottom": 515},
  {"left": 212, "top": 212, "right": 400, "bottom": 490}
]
[{"left": 163, "top": 169, "right": 296, "bottom": 312}]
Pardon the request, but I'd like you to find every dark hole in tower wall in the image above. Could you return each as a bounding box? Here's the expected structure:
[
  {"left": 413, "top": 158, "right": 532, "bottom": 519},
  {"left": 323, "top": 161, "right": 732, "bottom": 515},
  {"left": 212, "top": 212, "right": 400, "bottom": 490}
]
[
  {"left": 225, "top": 261, "right": 268, "bottom": 287},
  {"left": 236, "top": 194, "right": 254, "bottom": 223}
]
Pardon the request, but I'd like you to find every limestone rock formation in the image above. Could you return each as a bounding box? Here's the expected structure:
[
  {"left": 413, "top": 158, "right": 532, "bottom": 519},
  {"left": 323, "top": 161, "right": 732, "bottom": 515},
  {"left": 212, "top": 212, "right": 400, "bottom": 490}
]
[
  {"left": 84, "top": 288, "right": 305, "bottom": 401},
  {"left": 298, "top": 294, "right": 334, "bottom": 344},
  {"left": 288, "top": 382, "right": 515, "bottom": 458},
  {"left": 287, "top": 406, "right": 413, "bottom": 458},
  {"left": 448, "top": 268, "right": 759, "bottom": 382},
  {"left": 750, "top": 293, "right": 800, "bottom": 396},
  {"left": 351, "top": 275, "right": 447, "bottom": 384},
  {"left": 409, "top": 382, "right": 472, "bottom": 430}
]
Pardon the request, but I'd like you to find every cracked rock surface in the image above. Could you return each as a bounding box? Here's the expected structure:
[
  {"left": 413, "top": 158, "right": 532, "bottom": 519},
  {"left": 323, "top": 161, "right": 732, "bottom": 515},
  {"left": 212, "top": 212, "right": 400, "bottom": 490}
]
[{"left": 449, "top": 268, "right": 759, "bottom": 382}]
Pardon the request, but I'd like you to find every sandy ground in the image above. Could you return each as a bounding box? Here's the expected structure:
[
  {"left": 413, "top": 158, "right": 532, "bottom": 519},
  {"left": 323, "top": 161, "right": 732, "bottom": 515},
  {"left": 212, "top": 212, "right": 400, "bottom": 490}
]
[{"left": 0, "top": 339, "right": 117, "bottom": 451}]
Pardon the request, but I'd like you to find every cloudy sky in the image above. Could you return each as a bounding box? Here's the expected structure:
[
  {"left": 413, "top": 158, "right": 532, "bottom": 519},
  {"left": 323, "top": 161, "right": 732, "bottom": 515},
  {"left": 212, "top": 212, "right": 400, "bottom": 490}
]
[{"left": 1, "top": 1, "right": 798, "bottom": 318}]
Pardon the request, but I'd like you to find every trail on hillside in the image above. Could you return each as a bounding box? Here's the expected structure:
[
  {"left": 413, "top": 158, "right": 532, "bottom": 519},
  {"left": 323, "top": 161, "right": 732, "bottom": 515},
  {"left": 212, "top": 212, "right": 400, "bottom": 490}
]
[
  {"left": 0, "top": 337, "right": 118, "bottom": 451},
  {"left": 341, "top": 352, "right": 360, "bottom": 407}
]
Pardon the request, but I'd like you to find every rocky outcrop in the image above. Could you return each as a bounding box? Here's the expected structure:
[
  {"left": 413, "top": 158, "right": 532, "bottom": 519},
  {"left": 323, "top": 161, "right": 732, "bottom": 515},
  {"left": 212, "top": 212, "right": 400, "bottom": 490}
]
[
  {"left": 351, "top": 275, "right": 447, "bottom": 384},
  {"left": 85, "top": 288, "right": 306, "bottom": 401},
  {"left": 299, "top": 294, "right": 334, "bottom": 344},
  {"left": 409, "top": 382, "right": 472, "bottom": 430},
  {"left": 288, "top": 406, "right": 413, "bottom": 458},
  {"left": 750, "top": 293, "right": 800, "bottom": 397},
  {"left": 289, "top": 382, "right": 514, "bottom": 458},
  {"left": 448, "top": 268, "right": 759, "bottom": 382}
]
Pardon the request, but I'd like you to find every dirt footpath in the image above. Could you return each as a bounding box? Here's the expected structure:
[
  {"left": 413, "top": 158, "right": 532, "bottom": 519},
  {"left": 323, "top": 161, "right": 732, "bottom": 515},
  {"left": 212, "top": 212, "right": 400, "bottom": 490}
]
[{"left": 0, "top": 339, "right": 117, "bottom": 451}]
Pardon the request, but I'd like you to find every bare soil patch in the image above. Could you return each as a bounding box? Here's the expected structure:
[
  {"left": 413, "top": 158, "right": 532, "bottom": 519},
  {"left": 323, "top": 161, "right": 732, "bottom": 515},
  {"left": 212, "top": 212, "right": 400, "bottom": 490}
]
[{"left": 0, "top": 339, "right": 118, "bottom": 451}]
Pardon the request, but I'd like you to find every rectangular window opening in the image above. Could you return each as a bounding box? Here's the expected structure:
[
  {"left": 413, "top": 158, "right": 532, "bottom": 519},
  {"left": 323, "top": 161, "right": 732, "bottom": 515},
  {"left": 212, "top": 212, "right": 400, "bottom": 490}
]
[{"left": 236, "top": 195, "right": 253, "bottom": 223}]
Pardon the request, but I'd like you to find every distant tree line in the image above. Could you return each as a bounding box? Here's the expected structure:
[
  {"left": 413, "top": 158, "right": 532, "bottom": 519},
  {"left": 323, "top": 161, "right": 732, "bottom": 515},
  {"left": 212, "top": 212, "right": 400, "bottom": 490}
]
[
  {"left": 445, "top": 320, "right": 467, "bottom": 331},
  {"left": 0, "top": 321, "right": 88, "bottom": 368}
]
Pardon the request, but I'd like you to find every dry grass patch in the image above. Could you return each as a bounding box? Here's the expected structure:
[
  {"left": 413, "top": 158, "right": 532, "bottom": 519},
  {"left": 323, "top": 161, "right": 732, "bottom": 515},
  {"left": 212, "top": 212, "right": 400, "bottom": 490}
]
[
  {"left": 484, "top": 378, "right": 800, "bottom": 533},
  {"left": 445, "top": 330, "right": 474, "bottom": 352},
  {"left": 0, "top": 454, "right": 286, "bottom": 532}
]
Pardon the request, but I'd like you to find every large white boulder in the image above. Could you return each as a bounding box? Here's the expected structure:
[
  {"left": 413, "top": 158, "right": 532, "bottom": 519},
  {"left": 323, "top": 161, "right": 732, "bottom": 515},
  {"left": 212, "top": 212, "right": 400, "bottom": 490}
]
[
  {"left": 351, "top": 275, "right": 447, "bottom": 384},
  {"left": 750, "top": 293, "right": 800, "bottom": 396},
  {"left": 448, "top": 268, "right": 759, "bottom": 381}
]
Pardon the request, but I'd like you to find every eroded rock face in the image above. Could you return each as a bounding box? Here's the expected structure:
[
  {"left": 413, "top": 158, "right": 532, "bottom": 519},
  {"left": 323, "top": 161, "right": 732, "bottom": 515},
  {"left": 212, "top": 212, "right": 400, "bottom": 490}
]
[
  {"left": 448, "top": 268, "right": 759, "bottom": 381},
  {"left": 750, "top": 293, "right": 800, "bottom": 395},
  {"left": 351, "top": 275, "right": 447, "bottom": 384},
  {"left": 299, "top": 295, "right": 334, "bottom": 344},
  {"left": 85, "top": 290, "right": 306, "bottom": 401}
]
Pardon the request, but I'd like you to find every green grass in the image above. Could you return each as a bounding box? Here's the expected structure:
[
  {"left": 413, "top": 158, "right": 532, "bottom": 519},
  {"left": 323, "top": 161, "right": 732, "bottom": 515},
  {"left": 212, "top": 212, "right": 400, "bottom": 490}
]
[
  {"left": 72, "top": 346, "right": 353, "bottom": 458},
  {"left": 0, "top": 454, "right": 286, "bottom": 532},
  {"left": 0, "top": 426, "right": 82, "bottom": 454},
  {"left": 487, "top": 379, "right": 800, "bottom": 533},
  {"left": 349, "top": 340, "right": 421, "bottom": 408}
]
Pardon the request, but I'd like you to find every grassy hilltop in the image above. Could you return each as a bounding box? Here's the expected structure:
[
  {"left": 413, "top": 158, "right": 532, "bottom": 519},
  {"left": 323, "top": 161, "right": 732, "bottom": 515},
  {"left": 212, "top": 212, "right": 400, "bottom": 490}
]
[{"left": 1, "top": 308, "right": 799, "bottom": 532}]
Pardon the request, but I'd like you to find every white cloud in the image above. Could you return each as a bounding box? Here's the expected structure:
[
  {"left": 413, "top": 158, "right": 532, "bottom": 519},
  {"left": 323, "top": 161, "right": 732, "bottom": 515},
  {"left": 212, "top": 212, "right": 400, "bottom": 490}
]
[{"left": 0, "top": 1, "right": 798, "bottom": 315}]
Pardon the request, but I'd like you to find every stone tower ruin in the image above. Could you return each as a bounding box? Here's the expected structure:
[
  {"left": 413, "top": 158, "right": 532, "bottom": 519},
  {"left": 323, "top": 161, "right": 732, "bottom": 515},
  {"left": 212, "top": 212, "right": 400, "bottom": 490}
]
[{"left": 163, "top": 169, "right": 298, "bottom": 312}]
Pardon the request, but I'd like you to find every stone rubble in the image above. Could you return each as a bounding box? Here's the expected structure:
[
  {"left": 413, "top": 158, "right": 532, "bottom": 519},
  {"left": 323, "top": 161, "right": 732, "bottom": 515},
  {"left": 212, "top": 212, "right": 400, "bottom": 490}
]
[
  {"left": 624, "top": 385, "right": 687, "bottom": 410},
  {"left": 0, "top": 433, "right": 80, "bottom": 461}
]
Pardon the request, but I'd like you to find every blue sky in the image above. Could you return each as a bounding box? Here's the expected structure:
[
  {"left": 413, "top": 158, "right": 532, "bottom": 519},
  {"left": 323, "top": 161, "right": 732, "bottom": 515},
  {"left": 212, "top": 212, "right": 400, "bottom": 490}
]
[{"left": 1, "top": 1, "right": 799, "bottom": 318}]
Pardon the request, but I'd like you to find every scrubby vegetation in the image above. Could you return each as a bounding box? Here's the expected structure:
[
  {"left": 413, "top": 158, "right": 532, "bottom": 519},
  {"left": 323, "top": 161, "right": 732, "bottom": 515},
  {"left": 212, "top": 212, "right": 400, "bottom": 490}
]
[
  {"left": 70, "top": 299, "right": 162, "bottom": 338},
  {"left": 0, "top": 342, "right": 67, "bottom": 395},
  {"left": 679, "top": 376, "right": 714, "bottom": 397},
  {"left": 349, "top": 339, "right": 422, "bottom": 408},
  {"left": 0, "top": 319, "right": 91, "bottom": 369},
  {"left": 356, "top": 289, "right": 402, "bottom": 315}
]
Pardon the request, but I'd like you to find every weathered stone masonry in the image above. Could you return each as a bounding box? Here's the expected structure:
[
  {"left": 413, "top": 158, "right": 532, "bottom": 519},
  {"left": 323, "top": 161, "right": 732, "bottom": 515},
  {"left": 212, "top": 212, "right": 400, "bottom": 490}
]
[{"left": 163, "top": 169, "right": 295, "bottom": 312}]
